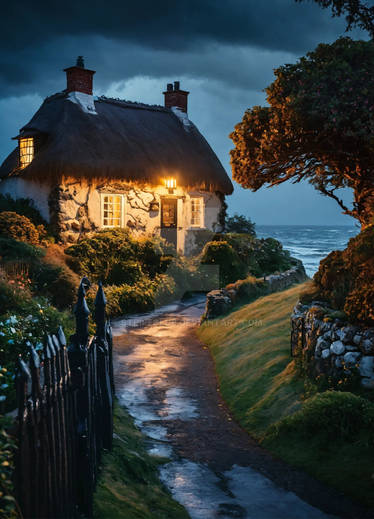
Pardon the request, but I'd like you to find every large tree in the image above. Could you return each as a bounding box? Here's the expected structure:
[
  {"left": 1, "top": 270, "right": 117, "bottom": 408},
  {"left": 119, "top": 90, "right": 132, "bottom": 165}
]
[
  {"left": 230, "top": 38, "right": 374, "bottom": 227},
  {"left": 296, "top": 0, "right": 374, "bottom": 38}
]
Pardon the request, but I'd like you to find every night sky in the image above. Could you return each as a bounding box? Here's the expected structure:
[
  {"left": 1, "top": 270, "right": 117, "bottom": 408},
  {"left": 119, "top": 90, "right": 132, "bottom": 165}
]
[{"left": 0, "top": 1, "right": 368, "bottom": 225}]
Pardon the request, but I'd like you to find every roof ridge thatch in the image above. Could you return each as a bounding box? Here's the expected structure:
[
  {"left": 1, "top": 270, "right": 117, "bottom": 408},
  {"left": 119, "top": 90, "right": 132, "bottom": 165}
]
[{"left": 97, "top": 96, "right": 169, "bottom": 113}]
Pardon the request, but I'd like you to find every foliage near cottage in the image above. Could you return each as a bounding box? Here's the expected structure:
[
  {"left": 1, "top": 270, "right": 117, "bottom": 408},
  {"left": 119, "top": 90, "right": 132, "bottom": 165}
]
[
  {"left": 230, "top": 38, "right": 374, "bottom": 227},
  {"left": 301, "top": 225, "right": 374, "bottom": 326},
  {"left": 200, "top": 232, "right": 295, "bottom": 286},
  {"left": 0, "top": 211, "right": 43, "bottom": 245},
  {"left": 65, "top": 229, "right": 174, "bottom": 284},
  {"left": 0, "top": 194, "right": 47, "bottom": 228},
  {"left": 225, "top": 213, "right": 256, "bottom": 235}
]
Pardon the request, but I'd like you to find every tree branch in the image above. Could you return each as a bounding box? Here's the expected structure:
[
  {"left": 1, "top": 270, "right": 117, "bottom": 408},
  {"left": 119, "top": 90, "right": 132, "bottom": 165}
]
[{"left": 318, "top": 185, "right": 354, "bottom": 216}]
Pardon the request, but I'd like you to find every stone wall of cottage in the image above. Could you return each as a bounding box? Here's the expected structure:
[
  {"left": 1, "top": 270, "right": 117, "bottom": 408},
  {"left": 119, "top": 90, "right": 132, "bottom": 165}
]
[
  {"left": 49, "top": 179, "right": 223, "bottom": 254},
  {"left": 291, "top": 302, "right": 374, "bottom": 389}
]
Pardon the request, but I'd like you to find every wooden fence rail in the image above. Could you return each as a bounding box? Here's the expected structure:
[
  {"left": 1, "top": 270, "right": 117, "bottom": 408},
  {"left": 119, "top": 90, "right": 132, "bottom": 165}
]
[{"left": 15, "top": 279, "right": 114, "bottom": 518}]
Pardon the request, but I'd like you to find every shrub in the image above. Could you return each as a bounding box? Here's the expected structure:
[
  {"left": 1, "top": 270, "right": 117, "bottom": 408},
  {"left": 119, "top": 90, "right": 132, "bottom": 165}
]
[
  {"left": 208, "top": 233, "right": 293, "bottom": 277},
  {"left": 66, "top": 229, "right": 172, "bottom": 284},
  {"left": 266, "top": 391, "right": 374, "bottom": 445},
  {"left": 299, "top": 280, "right": 326, "bottom": 305},
  {"left": 31, "top": 260, "right": 79, "bottom": 310},
  {"left": 201, "top": 240, "right": 248, "bottom": 287},
  {"left": 0, "top": 194, "right": 47, "bottom": 227},
  {"left": 0, "top": 280, "right": 32, "bottom": 316},
  {"left": 0, "top": 239, "right": 79, "bottom": 310},
  {"left": 227, "top": 276, "right": 268, "bottom": 303},
  {"left": 0, "top": 237, "right": 42, "bottom": 262},
  {"left": 0, "top": 301, "right": 74, "bottom": 412},
  {"left": 88, "top": 278, "right": 157, "bottom": 318},
  {"left": 314, "top": 250, "right": 351, "bottom": 309},
  {"left": 187, "top": 229, "right": 215, "bottom": 256},
  {"left": 154, "top": 274, "right": 177, "bottom": 307},
  {"left": 0, "top": 416, "right": 17, "bottom": 518},
  {"left": 0, "top": 212, "right": 41, "bottom": 244},
  {"left": 257, "top": 237, "right": 293, "bottom": 275},
  {"left": 311, "top": 225, "right": 374, "bottom": 325},
  {"left": 226, "top": 213, "right": 256, "bottom": 235}
]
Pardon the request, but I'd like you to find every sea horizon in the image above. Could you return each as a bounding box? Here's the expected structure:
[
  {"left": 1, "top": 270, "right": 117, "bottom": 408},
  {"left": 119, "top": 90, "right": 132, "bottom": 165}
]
[{"left": 255, "top": 224, "right": 358, "bottom": 277}]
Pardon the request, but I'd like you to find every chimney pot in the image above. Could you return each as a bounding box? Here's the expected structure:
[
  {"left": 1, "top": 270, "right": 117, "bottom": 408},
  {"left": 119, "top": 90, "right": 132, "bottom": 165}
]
[
  {"left": 76, "top": 56, "right": 85, "bottom": 68},
  {"left": 163, "top": 80, "right": 189, "bottom": 114}
]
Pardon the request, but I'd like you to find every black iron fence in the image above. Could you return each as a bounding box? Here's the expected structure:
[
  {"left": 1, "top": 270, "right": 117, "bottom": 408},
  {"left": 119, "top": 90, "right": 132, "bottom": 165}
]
[{"left": 14, "top": 278, "right": 114, "bottom": 518}]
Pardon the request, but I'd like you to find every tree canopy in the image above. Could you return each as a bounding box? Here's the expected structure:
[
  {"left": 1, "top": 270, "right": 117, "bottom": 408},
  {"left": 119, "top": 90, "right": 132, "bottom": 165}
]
[
  {"left": 230, "top": 38, "right": 374, "bottom": 226},
  {"left": 296, "top": 0, "right": 374, "bottom": 38},
  {"left": 225, "top": 213, "right": 256, "bottom": 235}
]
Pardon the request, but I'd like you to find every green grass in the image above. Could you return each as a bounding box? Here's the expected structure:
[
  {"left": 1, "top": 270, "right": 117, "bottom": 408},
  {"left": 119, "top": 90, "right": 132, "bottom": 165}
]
[
  {"left": 197, "top": 283, "right": 305, "bottom": 437},
  {"left": 94, "top": 402, "right": 189, "bottom": 519},
  {"left": 197, "top": 283, "right": 374, "bottom": 510}
]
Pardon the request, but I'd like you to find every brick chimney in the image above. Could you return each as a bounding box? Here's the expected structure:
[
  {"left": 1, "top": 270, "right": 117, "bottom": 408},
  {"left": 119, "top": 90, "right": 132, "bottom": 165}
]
[
  {"left": 163, "top": 81, "right": 189, "bottom": 113},
  {"left": 64, "top": 56, "right": 95, "bottom": 95}
]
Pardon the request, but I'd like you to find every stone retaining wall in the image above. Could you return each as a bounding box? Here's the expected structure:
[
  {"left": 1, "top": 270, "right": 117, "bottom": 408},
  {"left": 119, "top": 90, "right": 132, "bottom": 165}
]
[
  {"left": 291, "top": 302, "right": 374, "bottom": 389},
  {"left": 202, "top": 262, "right": 307, "bottom": 321}
]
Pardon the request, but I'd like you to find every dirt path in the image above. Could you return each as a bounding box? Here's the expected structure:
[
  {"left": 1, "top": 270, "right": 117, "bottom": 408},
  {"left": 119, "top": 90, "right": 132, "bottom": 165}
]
[{"left": 112, "top": 297, "right": 372, "bottom": 519}]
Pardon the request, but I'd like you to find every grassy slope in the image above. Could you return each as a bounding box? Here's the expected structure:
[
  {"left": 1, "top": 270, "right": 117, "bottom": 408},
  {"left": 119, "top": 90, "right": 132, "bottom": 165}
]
[
  {"left": 197, "top": 283, "right": 374, "bottom": 509},
  {"left": 94, "top": 403, "right": 188, "bottom": 519},
  {"left": 197, "top": 284, "right": 305, "bottom": 437}
]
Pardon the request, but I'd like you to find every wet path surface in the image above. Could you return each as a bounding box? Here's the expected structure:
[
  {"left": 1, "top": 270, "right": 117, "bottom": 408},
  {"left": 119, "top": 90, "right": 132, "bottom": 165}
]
[{"left": 112, "top": 297, "right": 371, "bottom": 519}]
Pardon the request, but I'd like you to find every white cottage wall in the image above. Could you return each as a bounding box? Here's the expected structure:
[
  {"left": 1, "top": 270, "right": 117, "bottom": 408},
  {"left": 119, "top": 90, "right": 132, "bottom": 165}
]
[
  {"left": 0, "top": 177, "right": 51, "bottom": 222},
  {"left": 50, "top": 179, "right": 223, "bottom": 254}
]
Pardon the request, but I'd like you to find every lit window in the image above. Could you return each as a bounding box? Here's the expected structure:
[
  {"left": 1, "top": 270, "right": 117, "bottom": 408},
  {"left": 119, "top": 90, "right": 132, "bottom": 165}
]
[
  {"left": 102, "top": 194, "right": 123, "bottom": 227},
  {"left": 19, "top": 138, "right": 34, "bottom": 169},
  {"left": 191, "top": 197, "right": 204, "bottom": 227}
]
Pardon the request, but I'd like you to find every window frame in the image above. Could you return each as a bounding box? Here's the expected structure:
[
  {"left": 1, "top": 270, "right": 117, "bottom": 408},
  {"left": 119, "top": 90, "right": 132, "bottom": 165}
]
[
  {"left": 190, "top": 196, "right": 204, "bottom": 228},
  {"left": 100, "top": 193, "right": 125, "bottom": 228},
  {"left": 19, "top": 137, "right": 34, "bottom": 169}
]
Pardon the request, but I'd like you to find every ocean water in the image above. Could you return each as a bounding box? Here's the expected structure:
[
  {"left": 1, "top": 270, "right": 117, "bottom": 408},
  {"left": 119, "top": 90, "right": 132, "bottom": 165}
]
[{"left": 256, "top": 225, "right": 359, "bottom": 277}]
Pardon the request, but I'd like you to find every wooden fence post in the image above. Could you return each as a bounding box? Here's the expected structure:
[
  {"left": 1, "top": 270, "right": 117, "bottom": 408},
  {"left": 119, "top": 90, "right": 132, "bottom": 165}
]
[
  {"left": 94, "top": 281, "right": 113, "bottom": 451},
  {"left": 15, "top": 357, "right": 32, "bottom": 516},
  {"left": 14, "top": 277, "right": 114, "bottom": 518},
  {"left": 68, "top": 278, "right": 93, "bottom": 518}
]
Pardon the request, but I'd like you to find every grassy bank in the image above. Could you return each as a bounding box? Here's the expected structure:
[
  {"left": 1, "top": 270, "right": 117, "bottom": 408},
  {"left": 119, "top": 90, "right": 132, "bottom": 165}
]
[
  {"left": 94, "top": 403, "right": 188, "bottom": 519},
  {"left": 197, "top": 284, "right": 305, "bottom": 435},
  {"left": 197, "top": 283, "right": 374, "bottom": 509}
]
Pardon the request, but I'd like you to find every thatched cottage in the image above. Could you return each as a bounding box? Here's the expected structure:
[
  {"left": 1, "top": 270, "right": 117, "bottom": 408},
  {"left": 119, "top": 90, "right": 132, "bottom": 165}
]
[{"left": 0, "top": 58, "right": 233, "bottom": 253}]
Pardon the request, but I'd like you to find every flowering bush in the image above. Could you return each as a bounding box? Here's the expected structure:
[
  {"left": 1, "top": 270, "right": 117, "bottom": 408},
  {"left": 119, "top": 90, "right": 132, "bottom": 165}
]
[
  {"left": 0, "top": 302, "right": 74, "bottom": 412},
  {"left": 0, "top": 212, "right": 40, "bottom": 245}
]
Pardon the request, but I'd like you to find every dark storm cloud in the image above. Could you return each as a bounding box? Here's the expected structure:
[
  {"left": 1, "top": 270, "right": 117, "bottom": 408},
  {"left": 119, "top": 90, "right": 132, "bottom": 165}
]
[
  {"left": 1, "top": 0, "right": 341, "bottom": 51},
  {"left": 0, "top": 0, "right": 350, "bottom": 96},
  {"left": 0, "top": 0, "right": 365, "bottom": 224}
]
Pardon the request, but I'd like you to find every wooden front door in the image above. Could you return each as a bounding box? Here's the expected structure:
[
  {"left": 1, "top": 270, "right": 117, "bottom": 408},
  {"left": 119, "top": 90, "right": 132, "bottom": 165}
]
[{"left": 161, "top": 198, "right": 178, "bottom": 249}]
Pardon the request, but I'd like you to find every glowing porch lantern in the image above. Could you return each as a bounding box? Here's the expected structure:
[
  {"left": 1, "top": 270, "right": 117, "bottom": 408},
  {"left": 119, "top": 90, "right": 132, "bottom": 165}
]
[
  {"left": 164, "top": 177, "right": 177, "bottom": 193},
  {"left": 164, "top": 177, "right": 176, "bottom": 189}
]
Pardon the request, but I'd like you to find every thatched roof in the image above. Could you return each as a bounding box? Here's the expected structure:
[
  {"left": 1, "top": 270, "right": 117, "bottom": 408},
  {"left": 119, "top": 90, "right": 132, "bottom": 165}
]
[{"left": 0, "top": 92, "right": 233, "bottom": 194}]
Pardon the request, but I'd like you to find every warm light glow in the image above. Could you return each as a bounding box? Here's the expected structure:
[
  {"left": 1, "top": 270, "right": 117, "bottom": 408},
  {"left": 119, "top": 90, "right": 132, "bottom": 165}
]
[
  {"left": 191, "top": 197, "right": 203, "bottom": 227},
  {"left": 19, "top": 138, "right": 34, "bottom": 169},
  {"left": 164, "top": 177, "right": 176, "bottom": 189},
  {"left": 102, "top": 194, "right": 122, "bottom": 227}
]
